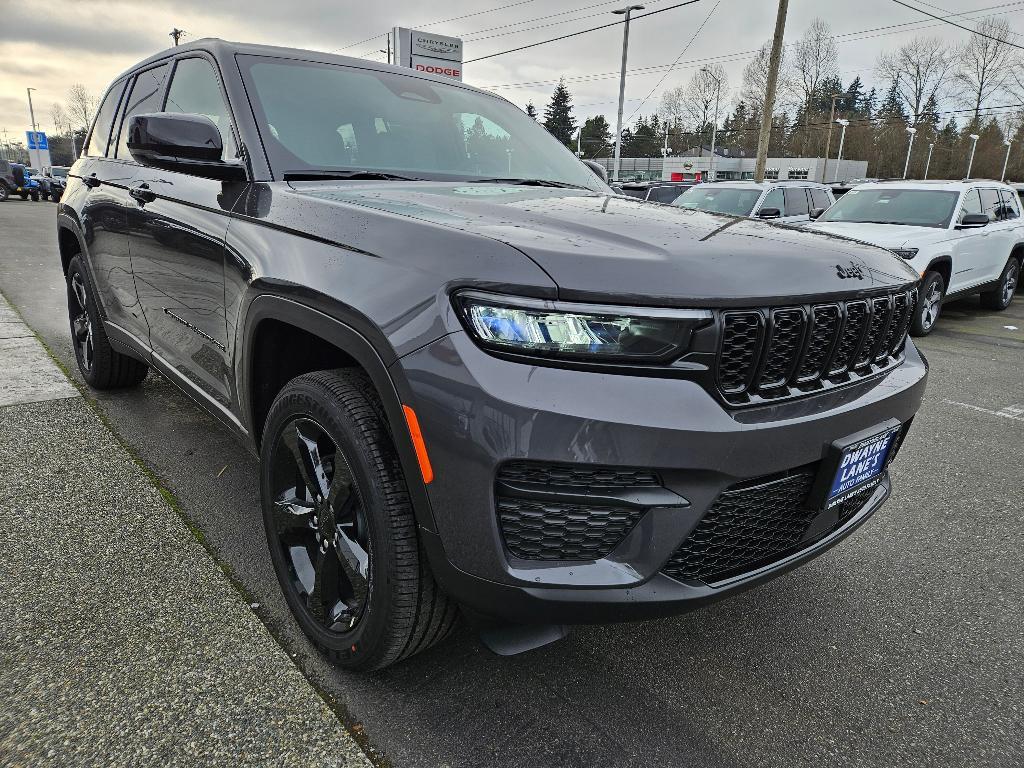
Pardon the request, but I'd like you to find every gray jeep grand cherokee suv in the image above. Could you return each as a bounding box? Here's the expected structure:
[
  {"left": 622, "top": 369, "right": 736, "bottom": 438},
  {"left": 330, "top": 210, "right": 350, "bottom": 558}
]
[{"left": 57, "top": 39, "right": 927, "bottom": 670}]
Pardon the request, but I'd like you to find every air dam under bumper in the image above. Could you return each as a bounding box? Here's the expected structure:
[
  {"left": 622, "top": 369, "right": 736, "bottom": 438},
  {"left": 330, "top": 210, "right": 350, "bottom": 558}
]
[{"left": 396, "top": 330, "right": 928, "bottom": 624}]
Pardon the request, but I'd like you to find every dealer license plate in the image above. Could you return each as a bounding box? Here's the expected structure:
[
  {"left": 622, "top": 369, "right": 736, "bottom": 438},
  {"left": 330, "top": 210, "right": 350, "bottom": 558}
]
[{"left": 826, "top": 426, "right": 901, "bottom": 509}]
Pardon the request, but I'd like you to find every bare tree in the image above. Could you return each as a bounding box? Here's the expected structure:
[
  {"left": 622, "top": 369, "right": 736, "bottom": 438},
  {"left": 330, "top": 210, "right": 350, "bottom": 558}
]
[
  {"left": 954, "top": 17, "right": 1015, "bottom": 122},
  {"left": 65, "top": 84, "right": 98, "bottom": 132},
  {"left": 660, "top": 64, "right": 728, "bottom": 149},
  {"left": 876, "top": 36, "right": 954, "bottom": 120},
  {"left": 51, "top": 104, "right": 69, "bottom": 135},
  {"left": 791, "top": 19, "right": 839, "bottom": 108},
  {"left": 741, "top": 41, "right": 796, "bottom": 119}
]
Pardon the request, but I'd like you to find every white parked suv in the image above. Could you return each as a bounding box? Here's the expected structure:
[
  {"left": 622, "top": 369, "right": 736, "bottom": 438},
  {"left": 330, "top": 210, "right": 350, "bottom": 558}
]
[
  {"left": 807, "top": 180, "right": 1022, "bottom": 335},
  {"left": 673, "top": 180, "right": 835, "bottom": 225}
]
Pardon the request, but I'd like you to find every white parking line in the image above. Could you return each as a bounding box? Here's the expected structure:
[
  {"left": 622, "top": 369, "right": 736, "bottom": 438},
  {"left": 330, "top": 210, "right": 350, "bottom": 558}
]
[{"left": 943, "top": 399, "right": 1024, "bottom": 424}]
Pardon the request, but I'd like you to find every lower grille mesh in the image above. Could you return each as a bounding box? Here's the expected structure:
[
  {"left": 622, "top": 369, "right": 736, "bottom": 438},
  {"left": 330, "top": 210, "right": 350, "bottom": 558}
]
[{"left": 498, "top": 498, "right": 644, "bottom": 560}]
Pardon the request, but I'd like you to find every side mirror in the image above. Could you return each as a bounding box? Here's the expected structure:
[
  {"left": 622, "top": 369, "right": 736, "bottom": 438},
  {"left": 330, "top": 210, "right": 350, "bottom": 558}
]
[
  {"left": 757, "top": 207, "right": 782, "bottom": 219},
  {"left": 127, "top": 112, "right": 246, "bottom": 181},
  {"left": 957, "top": 213, "right": 989, "bottom": 229},
  {"left": 582, "top": 159, "right": 609, "bottom": 183},
  {"left": 809, "top": 207, "right": 826, "bottom": 219}
]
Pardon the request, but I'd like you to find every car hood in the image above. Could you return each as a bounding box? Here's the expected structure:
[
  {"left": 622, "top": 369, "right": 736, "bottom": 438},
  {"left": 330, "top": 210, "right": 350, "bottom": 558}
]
[
  {"left": 289, "top": 182, "right": 919, "bottom": 306},
  {"left": 805, "top": 221, "right": 950, "bottom": 249}
]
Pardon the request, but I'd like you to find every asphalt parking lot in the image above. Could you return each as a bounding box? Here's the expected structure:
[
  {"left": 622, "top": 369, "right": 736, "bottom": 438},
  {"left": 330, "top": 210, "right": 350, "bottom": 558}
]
[{"left": 1, "top": 200, "right": 1022, "bottom": 767}]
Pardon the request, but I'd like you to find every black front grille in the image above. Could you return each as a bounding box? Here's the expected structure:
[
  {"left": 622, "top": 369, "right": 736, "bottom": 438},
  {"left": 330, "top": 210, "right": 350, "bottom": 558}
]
[
  {"left": 716, "top": 288, "right": 916, "bottom": 405},
  {"left": 661, "top": 472, "right": 817, "bottom": 583},
  {"left": 497, "top": 498, "right": 644, "bottom": 560}
]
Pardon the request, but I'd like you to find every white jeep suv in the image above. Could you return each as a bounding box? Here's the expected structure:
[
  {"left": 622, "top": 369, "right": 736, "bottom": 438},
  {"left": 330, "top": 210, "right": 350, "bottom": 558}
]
[{"left": 807, "top": 180, "right": 1022, "bottom": 335}]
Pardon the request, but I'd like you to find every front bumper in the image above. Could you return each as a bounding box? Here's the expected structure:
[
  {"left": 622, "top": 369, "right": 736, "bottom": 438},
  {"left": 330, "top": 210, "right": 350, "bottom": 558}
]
[{"left": 396, "top": 331, "right": 928, "bottom": 623}]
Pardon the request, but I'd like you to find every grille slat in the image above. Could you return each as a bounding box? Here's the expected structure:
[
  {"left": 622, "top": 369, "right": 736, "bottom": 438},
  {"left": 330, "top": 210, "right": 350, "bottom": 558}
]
[{"left": 717, "top": 289, "right": 913, "bottom": 404}]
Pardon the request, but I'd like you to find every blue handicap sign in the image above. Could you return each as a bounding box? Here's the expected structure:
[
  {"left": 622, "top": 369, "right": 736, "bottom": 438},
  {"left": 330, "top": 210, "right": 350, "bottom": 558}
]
[{"left": 26, "top": 131, "right": 48, "bottom": 150}]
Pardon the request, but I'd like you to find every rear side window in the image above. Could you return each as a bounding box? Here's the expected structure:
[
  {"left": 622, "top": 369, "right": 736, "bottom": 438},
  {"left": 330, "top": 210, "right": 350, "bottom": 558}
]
[
  {"left": 114, "top": 63, "right": 171, "bottom": 160},
  {"left": 810, "top": 187, "right": 831, "bottom": 211},
  {"left": 1000, "top": 190, "right": 1020, "bottom": 220},
  {"left": 164, "top": 57, "right": 237, "bottom": 159},
  {"left": 978, "top": 188, "right": 1002, "bottom": 221},
  {"left": 783, "top": 187, "right": 809, "bottom": 216},
  {"left": 648, "top": 186, "right": 683, "bottom": 204},
  {"left": 84, "top": 80, "right": 127, "bottom": 157}
]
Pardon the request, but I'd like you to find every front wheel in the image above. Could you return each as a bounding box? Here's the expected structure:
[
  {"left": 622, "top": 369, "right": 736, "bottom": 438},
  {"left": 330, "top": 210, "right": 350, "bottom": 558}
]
[
  {"left": 980, "top": 258, "right": 1020, "bottom": 310},
  {"left": 911, "top": 271, "right": 944, "bottom": 337},
  {"left": 29, "top": 191, "right": 39, "bottom": 202},
  {"left": 260, "top": 370, "right": 457, "bottom": 671}
]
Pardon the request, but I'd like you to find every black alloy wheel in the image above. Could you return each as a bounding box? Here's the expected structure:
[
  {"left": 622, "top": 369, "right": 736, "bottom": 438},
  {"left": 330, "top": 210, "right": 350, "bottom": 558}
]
[
  {"left": 260, "top": 370, "right": 458, "bottom": 671},
  {"left": 268, "top": 416, "right": 371, "bottom": 634},
  {"left": 69, "top": 271, "right": 95, "bottom": 373}
]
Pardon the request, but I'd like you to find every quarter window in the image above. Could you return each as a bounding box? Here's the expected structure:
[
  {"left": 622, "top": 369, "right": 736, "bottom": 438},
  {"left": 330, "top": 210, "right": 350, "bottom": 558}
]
[
  {"left": 783, "top": 187, "right": 810, "bottom": 216},
  {"left": 84, "top": 80, "right": 127, "bottom": 157},
  {"left": 164, "top": 57, "right": 237, "bottom": 159},
  {"left": 114, "top": 63, "right": 171, "bottom": 161}
]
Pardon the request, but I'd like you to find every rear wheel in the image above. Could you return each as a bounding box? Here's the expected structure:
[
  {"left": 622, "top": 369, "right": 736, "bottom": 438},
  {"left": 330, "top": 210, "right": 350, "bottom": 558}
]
[
  {"left": 19, "top": 191, "right": 27, "bottom": 200},
  {"left": 0, "top": 185, "right": 8, "bottom": 202},
  {"left": 66, "top": 256, "right": 149, "bottom": 389},
  {"left": 910, "top": 271, "right": 944, "bottom": 337},
  {"left": 30, "top": 191, "right": 39, "bottom": 202},
  {"left": 980, "top": 257, "right": 1020, "bottom": 310},
  {"left": 261, "top": 370, "right": 457, "bottom": 671}
]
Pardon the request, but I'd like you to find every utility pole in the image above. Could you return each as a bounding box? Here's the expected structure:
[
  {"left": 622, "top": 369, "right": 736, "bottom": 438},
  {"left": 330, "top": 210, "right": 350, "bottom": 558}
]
[
  {"left": 380, "top": 33, "right": 392, "bottom": 64},
  {"left": 26, "top": 87, "right": 40, "bottom": 169},
  {"left": 754, "top": 0, "right": 789, "bottom": 183},
  {"left": 701, "top": 67, "right": 723, "bottom": 182},
  {"left": 612, "top": 5, "right": 644, "bottom": 183},
  {"left": 170, "top": 28, "right": 184, "bottom": 46},
  {"left": 820, "top": 94, "right": 841, "bottom": 183}
]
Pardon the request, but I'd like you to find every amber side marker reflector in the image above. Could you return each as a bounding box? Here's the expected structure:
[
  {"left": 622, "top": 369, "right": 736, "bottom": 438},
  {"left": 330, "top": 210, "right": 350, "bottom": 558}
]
[{"left": 402, "top": 404, "right": 434, "bottom": 484}]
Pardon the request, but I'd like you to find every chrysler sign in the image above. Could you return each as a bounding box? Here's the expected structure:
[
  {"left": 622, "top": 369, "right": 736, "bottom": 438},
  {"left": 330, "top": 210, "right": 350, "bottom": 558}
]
[{"left": 393, "top": 27, "right": 463, "bottom": 80}]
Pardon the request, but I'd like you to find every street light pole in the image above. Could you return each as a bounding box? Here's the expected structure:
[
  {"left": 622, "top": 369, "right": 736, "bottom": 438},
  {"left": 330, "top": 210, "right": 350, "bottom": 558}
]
[
  {"left": 612, "top": 4, "right": 644, "bottom": 183},
  {"left": 903, "top": 126, "right": 917, "bottom": 179},
  {"left": 701, "top": 66, "right": 723, "bottom": 181},
  {"left": 26, "top": 87, "right": 40, "bottom": 169},
  {"left": 834, "top": 119, "right": 849, "bottom": 183},
  {"left": 821, "top": 94, "right": 841, "bottom": 183},
  {"left": 1001, "top": 139, "right": 1012, "bottom": 182},
  {"left": 924, "top": 142, "right": 934, "bottom": 179},
  {"left": 966, "top": 133, "right": 980, "bottom": 179}
]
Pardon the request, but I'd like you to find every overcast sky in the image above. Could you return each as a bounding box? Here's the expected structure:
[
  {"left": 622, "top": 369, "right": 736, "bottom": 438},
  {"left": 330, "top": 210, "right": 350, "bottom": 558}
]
[{"left": 1, "top": 0, "right": 1021, "bottom": 144}]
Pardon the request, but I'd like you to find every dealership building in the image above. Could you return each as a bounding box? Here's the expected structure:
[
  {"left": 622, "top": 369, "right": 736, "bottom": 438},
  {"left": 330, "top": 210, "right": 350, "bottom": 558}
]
[{"left": 594, "top": 147, "right": 868, "bottom": 183}]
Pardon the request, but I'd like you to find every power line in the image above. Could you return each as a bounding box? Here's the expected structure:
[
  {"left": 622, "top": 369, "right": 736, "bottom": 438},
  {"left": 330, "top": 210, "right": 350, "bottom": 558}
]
[
  {"left": 891, "top": 0, "right": 1024, "bottom": 48},
  {"left": 464, "top": 0, "right": 703, "bottom": 64}
]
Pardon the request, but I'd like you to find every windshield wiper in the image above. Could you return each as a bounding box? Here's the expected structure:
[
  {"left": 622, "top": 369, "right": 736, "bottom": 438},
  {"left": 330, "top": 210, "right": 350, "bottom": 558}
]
[
  {"left": 283, "top": 170, "right": 424, "bottom": 182},
  {"left": 468, "top": 177, "right": 587, "bottom": 189}
]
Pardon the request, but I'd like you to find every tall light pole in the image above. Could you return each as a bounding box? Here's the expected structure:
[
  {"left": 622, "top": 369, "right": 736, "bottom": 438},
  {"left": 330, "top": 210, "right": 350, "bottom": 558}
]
[
  {"left": 924, "top": 142, "right": 934, "bottom": 179},
  {"left": 612, "top": 4, "right": 644, "bottom": 182},
  {"left": 1001, "top": 139, "right": 1013, "bottom": 182},
  {"left": 754, "top": 0, "right": 789, "bottom": 182},
  {"left": 834, "top": 119, "right": 849, "bottom": 183},
  {"left": 903, "top": 126, "right": 917, "bottom": 179},
  {"left": 701, "top": 66, "right": 723, "bottom": 181},
  {"left": 26, "top": 87, "right": 40, "bottom": 169},
  {"left": 966, "top": 133, "right": 980, "bottom": 179},
  {"left": 821, "top": 94, "right": 842, "bottom": 183}
]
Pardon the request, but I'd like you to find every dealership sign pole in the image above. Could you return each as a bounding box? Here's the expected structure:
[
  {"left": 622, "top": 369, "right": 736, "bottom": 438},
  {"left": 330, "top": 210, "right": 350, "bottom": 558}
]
[{"left": 393, "top": 28, "right": 463, "bottom": 80}]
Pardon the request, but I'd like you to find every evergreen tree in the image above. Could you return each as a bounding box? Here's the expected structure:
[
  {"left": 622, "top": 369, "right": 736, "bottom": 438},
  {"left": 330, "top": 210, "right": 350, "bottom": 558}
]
[
  {"left": 525, "top": 102, "right": 538, "bottom": 120},
  {"left": 542, "top": 79, "right": 577, "bottom": 147},
  {"left": 863, "top": 87, "right": 878, "bottom": 119},
  {"left": 842, "top": 76, "right": 865, "bottom": 115},
  {"left": 580, "top": 115, "right": 613, "bottom": 158},
  {"left": 919, "top": 94, "right": 941, "bottom": 132}
]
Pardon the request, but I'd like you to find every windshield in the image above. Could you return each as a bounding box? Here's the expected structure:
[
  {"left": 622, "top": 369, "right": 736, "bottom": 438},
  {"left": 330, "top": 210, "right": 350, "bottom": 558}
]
[
  {"left": 673, "top": 186, "right": 763, "bottom": 216},
  {"left": 818, "top": 188, "right": 959, "bottom": 228},
  {"left": 238, "top": 55, "right": 605, "bottom": 191}
]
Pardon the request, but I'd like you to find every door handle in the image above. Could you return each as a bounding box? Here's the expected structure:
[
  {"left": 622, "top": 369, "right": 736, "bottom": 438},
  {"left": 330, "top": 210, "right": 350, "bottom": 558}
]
[
  {"left": 83, "top": 174, "right": 100, "bottom": 189},
  {"left": 129, "top": 183, "right": 156, "bottom": 204}
]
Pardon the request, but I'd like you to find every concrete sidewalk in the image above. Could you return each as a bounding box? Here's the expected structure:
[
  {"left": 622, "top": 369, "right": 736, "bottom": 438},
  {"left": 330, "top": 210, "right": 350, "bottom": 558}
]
[{"left": 0, "top": 294, "right": 369, "bottom": 767}]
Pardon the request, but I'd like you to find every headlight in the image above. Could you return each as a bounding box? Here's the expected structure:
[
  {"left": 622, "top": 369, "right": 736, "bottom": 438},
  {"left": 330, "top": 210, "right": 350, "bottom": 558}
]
[
  {"left": 890, "top": 248, "right": 919, "bottom": 259},
  {"left": 454, "top": 291, "right": 712, "bottom": 362}
]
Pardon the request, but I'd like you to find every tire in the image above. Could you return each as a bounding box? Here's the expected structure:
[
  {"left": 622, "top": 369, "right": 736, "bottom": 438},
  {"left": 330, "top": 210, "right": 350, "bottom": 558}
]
[
  {"left": 260, "top": 369, "right": 457, "bottom": 671},
  {"left": 65, "top": 255, "right": 149, "bottom": 389},
  {"left": 980, "top": 257, "right": 1020, "bottom": 310},
  {"left": 910, "top": 270, "right": 944, "bottom": 337},
  {"left": 0, "top": 185, "right": 8, "bottom": 202},
  {"left": 19, "top": 191, "right": 27, "bottom": 200},
  {"left": 30, "top": 191, "right": 39, "bottom": 202}
]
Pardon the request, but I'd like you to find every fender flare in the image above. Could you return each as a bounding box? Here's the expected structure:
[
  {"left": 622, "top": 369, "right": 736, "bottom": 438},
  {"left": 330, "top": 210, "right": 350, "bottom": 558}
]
[{"left": 238, "top": 293, "right": 437, "bottom": 532}]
